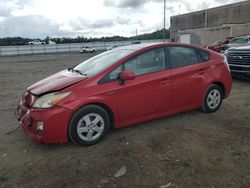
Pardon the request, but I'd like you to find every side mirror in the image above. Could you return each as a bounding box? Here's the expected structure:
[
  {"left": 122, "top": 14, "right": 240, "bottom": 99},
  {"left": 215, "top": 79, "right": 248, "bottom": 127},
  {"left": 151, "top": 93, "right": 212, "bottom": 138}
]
[{"left": 119, "top": 71, "right": 135, "bottom": 85}]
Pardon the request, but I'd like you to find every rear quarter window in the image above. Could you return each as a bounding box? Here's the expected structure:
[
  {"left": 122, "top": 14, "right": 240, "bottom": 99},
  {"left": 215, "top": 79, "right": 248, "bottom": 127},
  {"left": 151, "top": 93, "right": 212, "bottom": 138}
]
[{"left": 197, "top": 49, "right": 209, "bottom": 62}]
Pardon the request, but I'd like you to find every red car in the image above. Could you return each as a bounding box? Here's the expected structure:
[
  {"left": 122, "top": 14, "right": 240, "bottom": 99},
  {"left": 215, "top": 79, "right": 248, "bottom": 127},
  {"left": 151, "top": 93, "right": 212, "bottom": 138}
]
[
  {"left": 16, "top": 43, "right": 232, "bottom": 145},
  {"left": 207, "top": 40, "right": 226, "bottom": 53},
  {"left": 207, "top": 37, "right": 234, "bottom": 53}
]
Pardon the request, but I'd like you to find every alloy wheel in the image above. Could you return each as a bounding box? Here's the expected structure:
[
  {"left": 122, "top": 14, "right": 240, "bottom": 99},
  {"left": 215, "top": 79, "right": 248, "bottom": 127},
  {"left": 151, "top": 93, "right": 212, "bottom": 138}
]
[
  {"left": 206, "top": 89, "right": 221, "bottom": 110},
  {"left": 77, "top": 113, "right": 105, "bottom": 141}
]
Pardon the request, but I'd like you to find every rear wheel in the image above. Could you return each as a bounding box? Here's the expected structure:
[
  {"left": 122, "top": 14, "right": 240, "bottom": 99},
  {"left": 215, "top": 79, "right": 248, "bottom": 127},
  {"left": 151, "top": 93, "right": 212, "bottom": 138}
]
[
  {"left": 202, "top": 84, "right": 223, "bottom": 113},
  {"left": 69, "top": 105, "right": 110, "bottom": 146}
]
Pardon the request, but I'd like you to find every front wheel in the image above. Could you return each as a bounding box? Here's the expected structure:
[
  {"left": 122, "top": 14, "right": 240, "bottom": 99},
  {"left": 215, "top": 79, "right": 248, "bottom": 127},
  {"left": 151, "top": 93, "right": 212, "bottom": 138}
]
[
  {"left": 69, "top": 105, "right": 110, "bottom": 146},
  {"left": 202, "top": 84, "right": 223, "bottom": 113}
]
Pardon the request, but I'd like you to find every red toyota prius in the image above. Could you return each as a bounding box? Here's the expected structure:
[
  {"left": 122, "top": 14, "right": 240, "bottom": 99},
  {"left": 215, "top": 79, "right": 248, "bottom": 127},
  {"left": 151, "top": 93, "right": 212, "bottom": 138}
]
[{"left": 16, "top": 43, "right": 232, "bottom": 145}]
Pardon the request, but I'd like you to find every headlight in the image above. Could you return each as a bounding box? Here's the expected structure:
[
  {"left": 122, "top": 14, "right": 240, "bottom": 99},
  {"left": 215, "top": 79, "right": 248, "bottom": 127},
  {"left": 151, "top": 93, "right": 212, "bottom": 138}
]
[
  {"left": 224, "top": 49, "right": 229, "bottom": 56},
  {"left": 32, "top": 92, "right": 71, "bottom": 108},
  {"left": 221, "top": 54, "right": 230, "bottom": 72}
]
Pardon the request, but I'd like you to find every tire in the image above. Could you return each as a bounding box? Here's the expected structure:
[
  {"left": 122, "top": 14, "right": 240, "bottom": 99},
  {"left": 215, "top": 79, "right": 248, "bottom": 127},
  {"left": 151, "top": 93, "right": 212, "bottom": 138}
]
[
  {"left": 68, "top": 105, "right": 110, "bottom": 146},
  {"left": 202, "top": 84, "right": 223, "bottom": 113}
]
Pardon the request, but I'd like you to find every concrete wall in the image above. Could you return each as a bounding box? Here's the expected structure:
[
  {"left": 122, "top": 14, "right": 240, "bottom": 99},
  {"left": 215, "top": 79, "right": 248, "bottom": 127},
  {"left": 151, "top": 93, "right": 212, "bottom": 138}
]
[
  {"left": 170, "top": 1, "right": 250, "bottom": 42},
  {"left": 177, "top": 23, "right": 250, "bottom": 46}
]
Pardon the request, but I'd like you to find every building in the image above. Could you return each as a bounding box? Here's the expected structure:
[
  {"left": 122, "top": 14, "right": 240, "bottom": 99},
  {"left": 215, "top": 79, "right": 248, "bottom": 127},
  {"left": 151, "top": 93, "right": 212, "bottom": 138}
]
[{"left": 170, "top": 1, "right": 250, "bottom": 45}]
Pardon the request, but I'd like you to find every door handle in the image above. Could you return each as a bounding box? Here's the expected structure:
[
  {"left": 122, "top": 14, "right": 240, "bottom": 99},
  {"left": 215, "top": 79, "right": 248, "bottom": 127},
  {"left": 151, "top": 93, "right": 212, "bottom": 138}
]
[{"left": 105, "top": 90, "right": 117, "bottom": 95}]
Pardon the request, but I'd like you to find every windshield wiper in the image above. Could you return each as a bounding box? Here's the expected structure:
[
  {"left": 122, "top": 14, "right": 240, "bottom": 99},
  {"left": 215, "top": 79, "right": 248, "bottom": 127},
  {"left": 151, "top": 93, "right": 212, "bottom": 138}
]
[{"left": 72, "top": 68, "right": 87, "bottom": 76}]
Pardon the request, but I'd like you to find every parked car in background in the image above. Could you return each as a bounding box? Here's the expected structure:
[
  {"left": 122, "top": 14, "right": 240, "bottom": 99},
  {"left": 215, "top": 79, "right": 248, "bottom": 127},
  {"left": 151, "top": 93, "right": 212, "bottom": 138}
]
[
  {"left": 207, "top": 40, "right": 226, "bottom": 53},
  {"left": 16, "top": 43, "right": 232, "bottom": 146},
  {"left": 207, "top": 37, "right": 234, "bottom": 53},
  {"left": 107, "top": 45, "right": 118, "bottom": 50},
  {"left": 48, "top": 40, "right": 56, "bottom": 45},
  {"left": 80, "top": 46, "right": 96, "bottom": 53},
  {"left": 225, "top": 45, "right": 250, "bottom": 77},
  {"left": 28, "top": 40, "right": 45, "bottom": 45},
  {"left": 132, "top": 41, "right": 141, "bottom": 44},
  {"left": 225, "top": 36, "right": 250, "bottom": 50}
]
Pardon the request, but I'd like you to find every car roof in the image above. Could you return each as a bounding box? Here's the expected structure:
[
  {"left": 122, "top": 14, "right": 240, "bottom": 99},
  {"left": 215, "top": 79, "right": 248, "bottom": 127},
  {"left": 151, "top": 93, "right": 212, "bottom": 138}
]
[
  {"left": 233, "top": 36, "right": 250, "bottom": 39},
  {"left": 116, "top": 42, "right": 166, "bottom": 51},
  {"left": 115, "top": 42, "right": 211, "bottom": 54}
]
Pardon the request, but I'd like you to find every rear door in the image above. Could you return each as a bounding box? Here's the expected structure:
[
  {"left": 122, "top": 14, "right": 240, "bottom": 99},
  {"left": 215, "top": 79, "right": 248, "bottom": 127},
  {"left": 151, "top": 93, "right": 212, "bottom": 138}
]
[{"left": 169, "top": 45, "right": 211, "bottom": 110}]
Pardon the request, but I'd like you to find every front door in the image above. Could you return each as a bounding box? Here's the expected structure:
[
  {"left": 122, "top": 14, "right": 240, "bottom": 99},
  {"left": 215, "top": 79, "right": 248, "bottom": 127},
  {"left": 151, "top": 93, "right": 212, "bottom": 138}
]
[{"left": 117, "top": 47, "right": 172, "bottom": 124}]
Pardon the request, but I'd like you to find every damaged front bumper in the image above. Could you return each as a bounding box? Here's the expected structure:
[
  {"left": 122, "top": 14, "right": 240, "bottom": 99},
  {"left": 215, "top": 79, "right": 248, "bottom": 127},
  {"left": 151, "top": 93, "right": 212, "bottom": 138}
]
[{"left": 15, "top": 92, "right": 73, "bottom": 144}]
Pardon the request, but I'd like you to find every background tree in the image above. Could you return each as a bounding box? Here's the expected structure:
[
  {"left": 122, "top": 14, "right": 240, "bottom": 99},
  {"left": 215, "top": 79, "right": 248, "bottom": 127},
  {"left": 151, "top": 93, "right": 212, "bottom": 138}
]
[{"left": 0, "top": 28, "right": 170, "bottom": 46}]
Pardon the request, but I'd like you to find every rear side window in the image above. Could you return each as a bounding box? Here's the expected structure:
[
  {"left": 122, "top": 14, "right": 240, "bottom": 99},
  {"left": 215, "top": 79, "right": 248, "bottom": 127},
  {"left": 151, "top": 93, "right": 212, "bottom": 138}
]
[
  {"left": 197, "top": 49, "right": 209, "bottom": 62},
  {"left": 169, "top": 46, "right": 199, "bottom": 68}
]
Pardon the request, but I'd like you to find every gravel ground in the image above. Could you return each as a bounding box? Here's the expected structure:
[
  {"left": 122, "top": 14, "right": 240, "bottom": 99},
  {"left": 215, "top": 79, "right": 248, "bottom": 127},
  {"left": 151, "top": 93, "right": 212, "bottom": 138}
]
[{"left": 0, "top": 53, "right": 250, "bottom": 188}]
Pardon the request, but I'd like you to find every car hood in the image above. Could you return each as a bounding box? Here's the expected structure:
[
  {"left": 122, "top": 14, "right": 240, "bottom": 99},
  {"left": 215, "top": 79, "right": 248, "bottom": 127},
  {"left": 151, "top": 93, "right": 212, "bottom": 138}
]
[
  {"left": 28, "top": 69, "right": 88, "bottom": 96},
  {"left": 227, "top": 45, "right": 250, "bottom": 51}
]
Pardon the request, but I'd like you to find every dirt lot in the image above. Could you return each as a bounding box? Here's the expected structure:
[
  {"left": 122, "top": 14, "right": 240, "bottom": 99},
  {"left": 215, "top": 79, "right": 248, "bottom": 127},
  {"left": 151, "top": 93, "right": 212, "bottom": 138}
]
[{"left": 0, "top": 53, "right": 250, "bottom": 188}]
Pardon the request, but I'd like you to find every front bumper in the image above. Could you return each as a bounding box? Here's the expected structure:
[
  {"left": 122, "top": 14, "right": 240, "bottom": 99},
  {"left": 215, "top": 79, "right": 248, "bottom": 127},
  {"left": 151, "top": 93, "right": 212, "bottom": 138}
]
[
  {"left": 229, "top": 64, "right": 250, "bottom": 75},
  {"left": 16, "top": 104, "right": 73, "bottom": 144}
]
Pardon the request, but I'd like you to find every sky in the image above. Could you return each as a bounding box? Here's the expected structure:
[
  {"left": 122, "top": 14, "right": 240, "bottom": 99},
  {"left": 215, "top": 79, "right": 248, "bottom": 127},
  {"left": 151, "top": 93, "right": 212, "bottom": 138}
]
[{"left": 0, "top": 0, "right": 245, "bottom": 38}]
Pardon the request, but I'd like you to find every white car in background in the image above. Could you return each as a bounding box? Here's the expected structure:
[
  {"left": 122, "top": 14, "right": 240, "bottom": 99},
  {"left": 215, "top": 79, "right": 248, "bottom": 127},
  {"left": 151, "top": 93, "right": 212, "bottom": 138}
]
[
  {"left": 80, "top": 46, "right": 96, "bottom": 53},
  {"left": 28, "top": 40, "right": 45, "bottom": 45},
  {"left": 107, "top": 45, "right": 118, "bottom": 50},
  {"left": 48, "top": 40, "right": 56, "bottom": 45}
]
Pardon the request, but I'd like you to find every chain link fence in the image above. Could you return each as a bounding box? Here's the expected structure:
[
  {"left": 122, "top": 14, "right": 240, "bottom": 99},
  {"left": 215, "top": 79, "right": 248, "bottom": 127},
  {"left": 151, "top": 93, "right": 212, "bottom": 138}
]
[{"left": 0, "top": 39, "right": 165, "bottom": 56}]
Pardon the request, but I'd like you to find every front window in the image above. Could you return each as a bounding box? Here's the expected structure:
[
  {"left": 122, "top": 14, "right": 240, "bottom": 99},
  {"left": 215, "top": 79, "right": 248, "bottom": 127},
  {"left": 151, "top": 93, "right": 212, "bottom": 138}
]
[
  {"left": 73, "top": 50, "right": 132, "bottom": 76},
  {"left": 124, "top": 48, "right": 166, "bottom": 76},
  {"left": 229, "top": 38, "right": 247, "bottom": 44}
]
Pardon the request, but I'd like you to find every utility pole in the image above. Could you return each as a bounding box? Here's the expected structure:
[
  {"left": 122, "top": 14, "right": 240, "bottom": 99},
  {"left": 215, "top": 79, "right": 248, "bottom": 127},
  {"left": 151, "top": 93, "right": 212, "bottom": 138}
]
[
  {"left": 179, "top": 0, "right": 181, "bottom": 15},
  {"left": 204, "top": 9, "right": 208, "bottom": 28},
  {"left": 163, "top": 0, "right": 166, "bottom": 42}
]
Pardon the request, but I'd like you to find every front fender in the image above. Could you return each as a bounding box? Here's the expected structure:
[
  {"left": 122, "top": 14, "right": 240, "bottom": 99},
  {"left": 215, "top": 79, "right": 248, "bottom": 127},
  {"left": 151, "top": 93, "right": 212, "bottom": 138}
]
[{"left": 58, "top": 92, "right": 120, "bottom": 127}]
